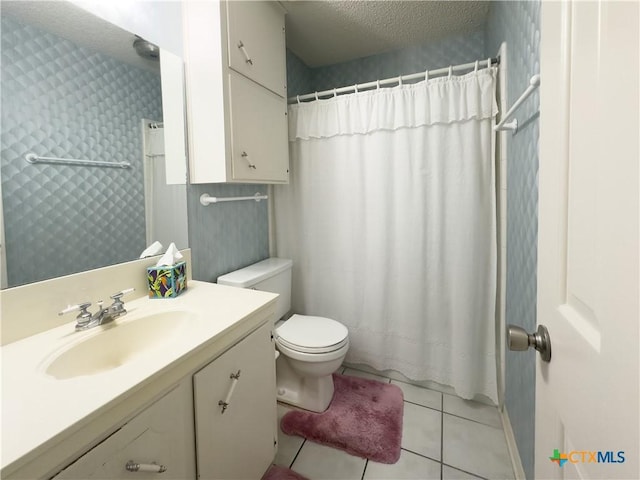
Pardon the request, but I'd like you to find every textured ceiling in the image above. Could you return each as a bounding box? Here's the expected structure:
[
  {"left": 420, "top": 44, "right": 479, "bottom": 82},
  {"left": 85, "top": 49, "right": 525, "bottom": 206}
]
[
  {"left": 281, "top": 0, "right": 490, "bottom": 67},
  {"left": 2, "top": 1, "right": 490, "bottom": 71}
]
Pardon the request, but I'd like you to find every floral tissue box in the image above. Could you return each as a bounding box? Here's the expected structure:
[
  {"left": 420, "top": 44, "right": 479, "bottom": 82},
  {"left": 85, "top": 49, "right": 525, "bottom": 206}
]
[{"left": 147, "top": 261, "right": 187, "bottom": 298}]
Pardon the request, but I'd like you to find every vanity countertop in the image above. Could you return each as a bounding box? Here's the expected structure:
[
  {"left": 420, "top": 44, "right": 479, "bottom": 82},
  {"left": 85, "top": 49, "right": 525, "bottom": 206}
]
[{"left": 0, "top": 280, "right": 278, "bottom": 479}]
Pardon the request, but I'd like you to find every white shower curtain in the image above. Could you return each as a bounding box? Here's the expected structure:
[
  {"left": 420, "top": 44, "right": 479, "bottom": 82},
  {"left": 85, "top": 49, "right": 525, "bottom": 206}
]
[{"left": 275, "top": 68, "right": 499, "bottom": 402}]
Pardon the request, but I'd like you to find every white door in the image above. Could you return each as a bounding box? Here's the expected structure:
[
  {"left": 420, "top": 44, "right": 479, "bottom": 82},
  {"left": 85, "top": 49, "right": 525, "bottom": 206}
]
[{"left": 535, "top": 1, "right": 639, "bottom": 479}]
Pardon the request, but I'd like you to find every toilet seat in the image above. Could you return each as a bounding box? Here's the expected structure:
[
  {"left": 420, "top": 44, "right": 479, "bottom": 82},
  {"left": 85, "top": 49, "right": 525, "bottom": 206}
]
[{"left": 275, "top": 314, "right": 348, "bottom": 354}]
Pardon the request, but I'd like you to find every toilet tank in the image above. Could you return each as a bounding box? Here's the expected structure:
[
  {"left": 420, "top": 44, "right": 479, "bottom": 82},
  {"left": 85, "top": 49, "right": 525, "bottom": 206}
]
[{"left": 217, "top": 258, "right": 293, "bottom": 320}]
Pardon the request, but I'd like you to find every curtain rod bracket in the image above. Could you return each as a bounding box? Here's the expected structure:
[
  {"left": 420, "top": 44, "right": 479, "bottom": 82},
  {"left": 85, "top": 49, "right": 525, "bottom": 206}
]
[{"left": 494, "top": 119, "right": 518, "bottom": 133}]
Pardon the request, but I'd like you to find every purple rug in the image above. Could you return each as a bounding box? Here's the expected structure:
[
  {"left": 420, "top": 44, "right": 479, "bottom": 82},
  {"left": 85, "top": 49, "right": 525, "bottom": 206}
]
[
  {"left": 261, "top": 465, "right": 309, "bottom": 480},
  {"left": 280, "top": 373, "right": 404, "bottom": 464}
]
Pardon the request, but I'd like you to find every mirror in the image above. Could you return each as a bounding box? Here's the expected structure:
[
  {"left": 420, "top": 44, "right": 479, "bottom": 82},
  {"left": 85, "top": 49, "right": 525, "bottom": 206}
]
[{"left": 0, "top": 1, "right": 188, "bottom": 289}]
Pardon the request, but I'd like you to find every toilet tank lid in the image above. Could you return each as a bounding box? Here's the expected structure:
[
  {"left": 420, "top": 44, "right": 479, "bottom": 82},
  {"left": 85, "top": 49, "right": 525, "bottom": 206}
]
[{"left": 217, "top": 258, "right": 292, "bottom": 288}]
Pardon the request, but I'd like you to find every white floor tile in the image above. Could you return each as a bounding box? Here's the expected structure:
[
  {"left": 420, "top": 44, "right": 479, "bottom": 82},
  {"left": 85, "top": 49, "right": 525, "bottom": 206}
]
[
  {"left": 392, "top": 380, "right": 442, "bottom": 410},
  {"left": 442, "top": 465, "right": 484, "bottom": 480},
  {"left": 443, "top": 394, "right": 501, "bottom": 428},
  {"left": 402, "top": 402, "right": 442, "bottom": 461},
  {"left": 364, "top": 449, "right": 441, "bottom": 479},
  {"left": 291, "top": 441, "right": 367, "bottom": 479},
  {"left": 342, "top": 367, "right": 391, "bottom": 383},
  {"left": 275, "top": 403, "right": 305, "bottom": 468},
  {"left": 443, "top": 414, "right": 514, "bottom": 480}
]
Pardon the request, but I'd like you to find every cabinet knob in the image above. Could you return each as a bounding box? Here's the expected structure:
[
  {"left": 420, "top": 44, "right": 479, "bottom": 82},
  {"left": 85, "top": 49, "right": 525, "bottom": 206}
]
[{"left": 125, "top": 461, "right": 167, "bottom": 473}]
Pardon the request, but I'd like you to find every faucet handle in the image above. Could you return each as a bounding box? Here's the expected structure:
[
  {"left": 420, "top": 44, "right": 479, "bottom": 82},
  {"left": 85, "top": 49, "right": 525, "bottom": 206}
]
[
  {"left": 59, "top": 302, "right": 92, "bottom": 328},
  {"left": 58, "top": 302, "right": 91, "bottom": 317},
  {"left": 110, "top": 288, "right": 135, "bottom": 301},
  {"left": 109, "top": 288, "right": 135, "bottom": 315}
]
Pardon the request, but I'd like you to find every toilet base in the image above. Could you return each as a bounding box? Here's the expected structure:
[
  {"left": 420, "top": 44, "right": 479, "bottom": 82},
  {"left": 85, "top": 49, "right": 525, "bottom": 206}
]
[{"left": 276, "top": 355, "right": 335, "bottom": 413}]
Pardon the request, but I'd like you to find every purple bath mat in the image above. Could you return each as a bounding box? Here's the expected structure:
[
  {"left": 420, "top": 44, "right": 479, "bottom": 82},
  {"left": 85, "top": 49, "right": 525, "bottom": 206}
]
[
  {"left": 280, "top": 373, "right": 404, "bottom": 464},
  {"left": 261, "top": 464, "right": 309, "bottom": 480}
]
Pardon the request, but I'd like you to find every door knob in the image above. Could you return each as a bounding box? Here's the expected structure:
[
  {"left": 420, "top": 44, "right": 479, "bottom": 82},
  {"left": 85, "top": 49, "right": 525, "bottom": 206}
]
[{"left": 507, "top": 324, "right": 552, "bottom": 362}]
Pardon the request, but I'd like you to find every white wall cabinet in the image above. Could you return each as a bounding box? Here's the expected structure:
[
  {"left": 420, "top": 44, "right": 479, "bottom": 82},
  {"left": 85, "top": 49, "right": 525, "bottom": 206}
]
[
  {"left": 184, "top": 0, "right": 289, "bottom": 184},
  {"left": 51, "top": 381, "right": 196, "bottom": 480},
  {"left": 193, "top": 321, "right": 277, "bottom": 480}
]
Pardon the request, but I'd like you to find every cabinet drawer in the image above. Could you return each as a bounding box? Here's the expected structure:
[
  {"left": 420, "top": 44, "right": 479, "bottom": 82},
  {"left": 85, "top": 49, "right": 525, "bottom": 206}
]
[
  {"left": 228, "top": 71, "right": 289, "bottom": 183},
  {"left": 51, "top": 382, "right": 195, "bottom": 480},
  {"left": 193, "top": 322, "right": 277, "bottom": 480},
  {"left": 226, "top": 0, "right": 286, "bottom": 97}
]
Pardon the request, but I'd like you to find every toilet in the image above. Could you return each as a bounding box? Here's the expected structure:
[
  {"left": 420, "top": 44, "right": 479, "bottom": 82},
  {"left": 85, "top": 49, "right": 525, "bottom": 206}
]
[{"left": 217, "top": 258, "right": 349, "bottom": 412}]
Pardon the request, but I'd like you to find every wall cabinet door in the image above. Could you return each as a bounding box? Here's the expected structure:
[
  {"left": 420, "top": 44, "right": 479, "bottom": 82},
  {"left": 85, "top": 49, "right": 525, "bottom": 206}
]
[
  {"left": 226, "top": 0, "right": 286, "bottom": 97},
  {"left": 229, "top": 71, "right": 289, "bottom": 183},
  {"left": 193, "top": 322, "right": 277, "bottom": 480},
  {"left": 183, "top": 0, "right": 289, "bottom": 184},
  {"left": 51, "top": 381, "right": 195, "bottom": 480}
]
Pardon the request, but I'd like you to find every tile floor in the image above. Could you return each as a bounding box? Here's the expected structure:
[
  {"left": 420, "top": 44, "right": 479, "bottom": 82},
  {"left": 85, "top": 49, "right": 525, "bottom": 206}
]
[{"left": 275, "top": 367, "right": 515, "bottom": 480}]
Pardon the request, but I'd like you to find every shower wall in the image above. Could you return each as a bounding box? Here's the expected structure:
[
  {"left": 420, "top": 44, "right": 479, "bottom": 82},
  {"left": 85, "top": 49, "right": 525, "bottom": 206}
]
[
  {"left": 310, "top": 30, "right": 486, "bottom": 92},
  {"left": 486, "top": 1, "right": 541, "bottom": 479},
  {"left": 0, "top": 16, "right": 161, "bottom": 287},
  {"left": 287, "top": 30, "right": 486, "bottom": 97}
]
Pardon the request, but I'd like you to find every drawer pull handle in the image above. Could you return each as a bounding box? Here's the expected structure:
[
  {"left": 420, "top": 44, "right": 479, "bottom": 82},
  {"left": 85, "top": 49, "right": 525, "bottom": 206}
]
[
  {"left": 125, "top": 461, "right": 167, "bottom": 473},
  {"left": 237, "top": 41, "right": 253, "bottom": 65},
  {"left": 241, "top": 151, "right": 256, "bottom": 169},
  {"left": 218, "top": 370, "right": 241, "bottom": 414}
]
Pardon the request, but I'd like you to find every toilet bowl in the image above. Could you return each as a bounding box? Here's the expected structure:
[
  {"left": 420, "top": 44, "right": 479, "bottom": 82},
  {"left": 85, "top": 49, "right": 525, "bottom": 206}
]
[
  {"left": 217, "top": 258, "right": 349, "bottom": 413},
  {"left": 274, "top": 314, "right": 349, "bottom": 412}
]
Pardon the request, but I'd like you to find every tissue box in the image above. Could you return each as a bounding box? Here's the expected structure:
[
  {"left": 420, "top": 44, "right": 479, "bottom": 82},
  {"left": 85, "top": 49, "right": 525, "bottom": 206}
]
[{"left": 147, "top": 261, "right": 187, "bottom": 298}]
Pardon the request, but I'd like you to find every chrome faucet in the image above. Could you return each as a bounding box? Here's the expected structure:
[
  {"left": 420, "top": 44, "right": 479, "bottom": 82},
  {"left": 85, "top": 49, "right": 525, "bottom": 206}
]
[{"left": 59, "top": 288, "right": 135, "bottom": 331}]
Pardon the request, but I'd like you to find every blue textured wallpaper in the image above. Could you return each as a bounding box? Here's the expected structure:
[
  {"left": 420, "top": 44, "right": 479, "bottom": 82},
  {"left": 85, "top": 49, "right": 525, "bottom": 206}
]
[
  {"left": 286, "top": 49, "right": 313, "bottom": 97},
  {"left": 310, "top": 30, "right": 486, "bottom": 93},
  {"left": 1, "top": 16, "right": 161, "bottom": 287},
  {"left": 187, "top": 183, "right": 269, "bottom": 283},
  {"left": 486, "top": 2, "right": 541, "bottom": 479}
]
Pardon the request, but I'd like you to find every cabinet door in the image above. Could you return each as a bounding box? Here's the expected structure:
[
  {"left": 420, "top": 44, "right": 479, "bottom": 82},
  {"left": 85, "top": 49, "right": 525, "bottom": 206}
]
[
  {"left": 52, "top": 381, "right": 195, "bottom": 480},
  {"left": 193, "top": 322, "right": 277, "bottom": 480},
  {"left": 226, "top": 0, "right": 286, "bottom": 97},
  {"left": 229, "top": 71, "right": 289, "bottom": 183}
]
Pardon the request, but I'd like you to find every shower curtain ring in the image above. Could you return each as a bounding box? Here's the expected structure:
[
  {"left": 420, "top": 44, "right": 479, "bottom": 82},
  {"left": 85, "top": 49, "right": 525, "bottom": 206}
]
[
  {"left": 354, "top": 84, "right": 359, "bottom": 93},
  {"left": 398, "top": 75, "right": 403, "bottom": 86},
  {"left": 448, "top": 66, "right": 453, "bottom": 78},
  {"left": 425, "top": 70, "right": 429, "bottom": 81},
  {"left": 376, "top": 79, "right": 380, "bottom": 90},
  {"left": 315, "top": 91, "right": 319, "bottom": 100},
  {"left": 474, "top": 60, "right": 479, "bottom": 72},
  {"left": 296, "top": 95, "right": 300, "bottom": 104},
  {"left": 333, "top": 88, "right": 337, "bottom": 97},
  {"left": 487, "top": 57, "right": 491, "bottom": 68}
]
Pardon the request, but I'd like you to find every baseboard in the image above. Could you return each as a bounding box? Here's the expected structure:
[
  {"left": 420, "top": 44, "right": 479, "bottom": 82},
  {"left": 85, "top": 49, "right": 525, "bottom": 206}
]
[{"left": 500, "top": 406, "right": 526, "bottom": 480}]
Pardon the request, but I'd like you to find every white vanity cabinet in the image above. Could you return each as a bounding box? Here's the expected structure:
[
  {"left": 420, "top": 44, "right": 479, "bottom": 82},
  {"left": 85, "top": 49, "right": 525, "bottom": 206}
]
[
  {"left": 51, "top": 381, "right": 196, "bottom": 480},
  {"left": 193, "top": 321, "right": 278, "bottom": 480},
  {"left": 183, "top": 0, "right": 289, "bottom": 184}
]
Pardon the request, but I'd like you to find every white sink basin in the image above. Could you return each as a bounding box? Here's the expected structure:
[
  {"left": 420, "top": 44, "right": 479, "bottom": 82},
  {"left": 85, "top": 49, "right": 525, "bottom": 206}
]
[{"left": 42, "top": 311, "right": 195, "bottom": 380}]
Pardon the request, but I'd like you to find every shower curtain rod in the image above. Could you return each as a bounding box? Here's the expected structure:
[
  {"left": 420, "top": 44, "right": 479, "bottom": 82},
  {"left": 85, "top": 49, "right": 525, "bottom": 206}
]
[{"left": 288, "top": 57, "right": 499, "bottom": 104}]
